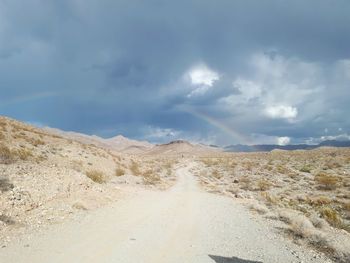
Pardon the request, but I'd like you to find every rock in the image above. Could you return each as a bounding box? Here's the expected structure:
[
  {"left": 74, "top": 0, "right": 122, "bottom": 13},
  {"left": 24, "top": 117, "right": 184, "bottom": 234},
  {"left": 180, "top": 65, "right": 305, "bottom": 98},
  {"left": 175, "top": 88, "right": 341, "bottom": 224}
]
[{"left": 235, "top": 193, "right": 244, "bottom": 198}]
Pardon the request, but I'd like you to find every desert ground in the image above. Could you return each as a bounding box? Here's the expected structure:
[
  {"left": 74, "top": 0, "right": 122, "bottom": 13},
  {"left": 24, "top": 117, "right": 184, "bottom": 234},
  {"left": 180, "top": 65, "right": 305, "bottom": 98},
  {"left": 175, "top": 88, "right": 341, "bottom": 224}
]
[{"left": 0, "top": 116, "right": 349, "bottom": 262}]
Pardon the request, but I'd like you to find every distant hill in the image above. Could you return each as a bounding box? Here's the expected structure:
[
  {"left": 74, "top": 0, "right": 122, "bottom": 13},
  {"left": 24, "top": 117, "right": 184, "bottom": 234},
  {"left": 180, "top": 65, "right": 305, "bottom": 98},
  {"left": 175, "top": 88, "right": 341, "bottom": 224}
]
[
  {"left": 144, "top": 140, "right": 220, "bottom": 155},
  {"left": 224, "top": 140, "right": 350, "bottom": 152},
  {"left": 43, "top": 127, "right": 154, "bottom": 154},
  {"left": 42, "top": 129, "right": 221, "bottom": 155},
  {"left": 104, "top": 135, "right": 154, "bottom": 153}
]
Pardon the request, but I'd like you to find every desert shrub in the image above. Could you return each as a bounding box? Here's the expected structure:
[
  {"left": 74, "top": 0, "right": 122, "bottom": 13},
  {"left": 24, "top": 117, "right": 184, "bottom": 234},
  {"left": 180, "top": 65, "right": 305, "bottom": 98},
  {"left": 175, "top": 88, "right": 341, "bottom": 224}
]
[
  {"left": 242, "top": 161, "right": 253, "bottom": 171},
  {"left": 211, "top": 159, "right": 219, "bottom": 166},
  {"left": 309, "top": 196, "right": 332, "bottom": 206},
  {"left": 166, "top": 167, "right": 172, "bottom": 176},
  {"left": 289, "top": 214, "right": 316, "bottom": 238},
  {"left": 239, "top": 176, "right": 252, "bottom": 190},
  {"left": 86, "top": 170, "right": 106, "bottom": 184},
  {"left": 212, "top": 169, "right": 222, "bottom": 179},
  {"left": 163, "top": 162, "right": 172, "bottom": 170},
  {"left": 323, "top": 159, "right": 342, "bottom": 170},
  {"left": 314, "top": 172, "right": 339, "bottom": 190},
  {"left": 278, "top": 209, "right": 328, "bottom": 245},
  {"left": 0, "top": 144, "right": 16, "bottom": 164},
  {"left": 115, "top": 167, "right": 125, "bottom": 176},
  {"left": 202, "top": 158, "right": 219, "bottom": 167},
  {"left": 16, "top": 148, "right": 33, "bottom": 160},
  {"left": 28, "top": 138, "right": 45, "bottom": 147},
  {"left": 0, "top": 120, "right": 7, "bottom": 132},
  {"left": 309, "top": 213, "right": 329, "bottom": 229},
  {"left": 341, "top": 223, "right": 350, "bottom": 233},
  {"left": 130, "top": 160, "right": 140, "bottom": 175},
  {"left": 343, "top": 179, "right": 350, "bottom": 188},
  {"left": 260, "top": 191, "right": 278, "bottom": 205},
  {"left": 249, "top": 202, "right": 269, "bottom": 214},
  {"left": 278, "top": 209, "right": 297, "bottom": 224},
  {"left": 143, "top": 169, "right": 160, "bottom": 185},
  {"left": 35, "top": 155, "right": 47, "bottom": 163},
  {"left": 257, "top": 179, "right": 271, "bottom": 191},
  {"left": 320, "top": 207, "right": 342, "bottom": 228},
  {"left": 300, "top": 165, "right": 312, "bottom": 173},
  {"left": 15, "top": 131, "right": 28, "bottom": 139},
  {"left": 343, "top": 202, "right": 350, "bottom": 212},
  {"left": 275, "top": 164, "right": 289, "bottom": 174},
  {"left": 142, "top": 169, "right": 153, "bottom": 177},
  {"left": 201, "top": 158, "right": 210, "bottom": 166},
  {"left": 287, "top": 171, "right": 299, "bottom": 178},
  {"left": 263, "top": 165, "right": 273, "bottom": 171},
  {"left": 0, "top": 176, "right": 14, "bottom": 192}
]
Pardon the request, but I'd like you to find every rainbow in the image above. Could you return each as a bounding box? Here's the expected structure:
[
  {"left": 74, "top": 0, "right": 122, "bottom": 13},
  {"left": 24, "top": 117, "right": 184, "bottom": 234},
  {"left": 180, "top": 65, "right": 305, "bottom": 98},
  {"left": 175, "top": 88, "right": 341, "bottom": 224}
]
[{"left": 182, "top": 107, "right": 253, "bottom": 145}]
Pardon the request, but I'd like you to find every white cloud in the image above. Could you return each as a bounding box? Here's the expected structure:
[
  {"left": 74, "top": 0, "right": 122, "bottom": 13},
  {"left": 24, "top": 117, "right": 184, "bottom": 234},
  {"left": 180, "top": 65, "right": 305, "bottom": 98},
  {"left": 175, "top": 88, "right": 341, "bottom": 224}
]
[
  {"left": 264, "top": 105, "right": 298, "bottom": 120},
  {"left": 249, "top": 133, "right": 291, "bottom": 145},
  {"left": 142, "top": 125, "right": 220, "bottom": 145},
  {"left": 249, "top": 133, "right": 283, "bottom": 145},
  {"left": 187, "top": 63, "right": 219, "bottom": 87},
  {"left": 233, "top": 78, "right": 262, "bottom": 101},
  {"left": 142, "top": 126, "right": 181, "bottom": 141},
  {"left": 185, "top": 63, "right": 220, "bottom": 97},
  {"left": 219, "top": 79, "right": 262, "bottom": 109},
  {"left": 277, "top": 136, "right": 290, "bottom": 146},
  {"left": 320, "top": 133, "right": 350, "bottom": 141},
  {"left": 221, "top": 52, "right": 323, "bottom": 123},
  {"left": 182, "top": 52, "right": 350, "bottom": 145},
  {"left": 305, "top": 133, "right": 350, "bottom": 145}
]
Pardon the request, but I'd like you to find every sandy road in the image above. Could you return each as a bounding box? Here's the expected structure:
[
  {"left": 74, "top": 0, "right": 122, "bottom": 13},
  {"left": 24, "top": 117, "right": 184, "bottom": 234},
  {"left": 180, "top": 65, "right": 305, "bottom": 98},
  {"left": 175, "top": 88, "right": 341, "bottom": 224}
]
[{"left": 0, "top": 162, "right": 331, "bottom": 263}]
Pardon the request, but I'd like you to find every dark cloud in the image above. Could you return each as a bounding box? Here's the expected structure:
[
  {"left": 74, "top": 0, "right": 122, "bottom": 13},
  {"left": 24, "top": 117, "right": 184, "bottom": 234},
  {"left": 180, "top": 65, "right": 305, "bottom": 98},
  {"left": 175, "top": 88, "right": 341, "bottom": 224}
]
[{"left": 0, "top": 0, "right": 349, "bottom": 145}]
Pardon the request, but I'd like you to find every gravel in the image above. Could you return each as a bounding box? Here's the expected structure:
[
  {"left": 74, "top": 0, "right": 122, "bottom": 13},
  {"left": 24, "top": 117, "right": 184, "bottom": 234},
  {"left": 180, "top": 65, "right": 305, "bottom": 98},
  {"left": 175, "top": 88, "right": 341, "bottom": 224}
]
[{"left": 0, "top": 162, "right": 333, "bottom": 263}]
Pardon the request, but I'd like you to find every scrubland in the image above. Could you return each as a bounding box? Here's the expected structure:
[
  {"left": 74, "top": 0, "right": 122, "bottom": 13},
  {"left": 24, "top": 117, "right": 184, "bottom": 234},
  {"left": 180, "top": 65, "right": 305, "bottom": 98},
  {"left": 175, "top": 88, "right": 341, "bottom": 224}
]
[
  {"left": 2, "top": 115, "right": 350, "bottom": 262},
  {"left": 0, "top": 116, "right": 176, "bottom": 245},
  {"left": 194, "top": 149, "right": 350, "bottom": 262}
]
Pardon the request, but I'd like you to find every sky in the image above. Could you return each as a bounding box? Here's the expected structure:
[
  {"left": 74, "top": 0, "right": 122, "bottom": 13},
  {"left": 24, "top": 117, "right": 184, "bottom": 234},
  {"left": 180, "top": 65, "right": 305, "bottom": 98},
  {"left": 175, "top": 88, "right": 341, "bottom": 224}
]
[{"left": 0, "top": 0, "right": 350, "bottom": 146}]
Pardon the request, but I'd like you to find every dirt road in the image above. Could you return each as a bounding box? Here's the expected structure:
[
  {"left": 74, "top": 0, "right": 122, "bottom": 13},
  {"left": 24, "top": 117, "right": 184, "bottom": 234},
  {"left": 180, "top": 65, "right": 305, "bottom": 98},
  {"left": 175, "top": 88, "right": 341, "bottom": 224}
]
[{"left": 0, "top": 162, "right": 331, "bottom": 263}]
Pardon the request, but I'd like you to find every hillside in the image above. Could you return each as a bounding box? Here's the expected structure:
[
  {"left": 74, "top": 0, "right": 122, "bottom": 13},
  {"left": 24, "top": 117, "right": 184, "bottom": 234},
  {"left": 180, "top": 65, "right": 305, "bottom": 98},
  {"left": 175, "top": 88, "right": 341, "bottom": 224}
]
[
  {"left": 1, "top": 116, "right": 349, "bottom": 262},
  {"left": 0, "top": 116, "right": 176, "bottom": 245},
  {"left": 44, "top": 127, "right": 154, "bottom": 154},
  {"left": 144, "top": 140, "right": 221, "bottom": 156}
]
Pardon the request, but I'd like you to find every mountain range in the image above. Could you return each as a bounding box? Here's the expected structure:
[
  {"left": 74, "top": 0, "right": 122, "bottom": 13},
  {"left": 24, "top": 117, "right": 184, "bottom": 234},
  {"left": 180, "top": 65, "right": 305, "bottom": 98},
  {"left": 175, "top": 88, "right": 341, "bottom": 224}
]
[
  {"left": 45, "top": 125, "right": 350, "bottom": 154},
  {"left": 224, "top": 140, "right": 350, "bottom": 152},
  {"left": 43, "top": 128, "right": 219, "bottom": 155}
]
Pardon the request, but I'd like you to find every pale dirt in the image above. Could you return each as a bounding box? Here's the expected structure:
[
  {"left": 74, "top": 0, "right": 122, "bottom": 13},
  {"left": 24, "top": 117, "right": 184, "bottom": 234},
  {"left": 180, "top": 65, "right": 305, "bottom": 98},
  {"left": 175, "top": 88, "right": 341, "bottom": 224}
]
[{"left": 0, "top": 162, "right": 332, "bottom": 263}]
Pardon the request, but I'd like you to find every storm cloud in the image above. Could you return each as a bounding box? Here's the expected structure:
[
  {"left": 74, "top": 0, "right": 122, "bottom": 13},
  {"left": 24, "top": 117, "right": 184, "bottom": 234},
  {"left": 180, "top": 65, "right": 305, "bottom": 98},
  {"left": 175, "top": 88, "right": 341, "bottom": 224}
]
[{"left": 0, "top": 0, "right": 349, "bottom": 145}]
